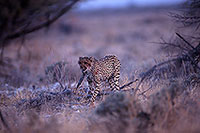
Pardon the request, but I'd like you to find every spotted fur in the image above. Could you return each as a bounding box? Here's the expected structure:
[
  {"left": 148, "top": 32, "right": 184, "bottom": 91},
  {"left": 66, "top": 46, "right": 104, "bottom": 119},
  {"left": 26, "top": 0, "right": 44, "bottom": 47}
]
[{"left": 78, "top": 55, "right": 121, "bottom": 102}]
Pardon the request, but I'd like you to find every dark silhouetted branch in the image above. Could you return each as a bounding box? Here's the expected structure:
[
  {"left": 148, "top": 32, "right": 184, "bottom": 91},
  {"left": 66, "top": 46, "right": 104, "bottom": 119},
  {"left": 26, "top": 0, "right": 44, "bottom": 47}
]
[
  {"left": 5, "top": 0, "right": 79, "bottom": 41},
  {"left": 176, "top": 33, "right": 195, "bottom": 50},
  {"left": 120, "top": 79, "right": 138, "bottom": 90}
]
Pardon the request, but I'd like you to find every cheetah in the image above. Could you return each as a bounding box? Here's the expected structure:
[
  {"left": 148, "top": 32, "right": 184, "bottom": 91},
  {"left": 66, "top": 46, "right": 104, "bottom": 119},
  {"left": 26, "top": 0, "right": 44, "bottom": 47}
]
[{"left": 77, "top": 55, "right": 121, "bottom": 102}]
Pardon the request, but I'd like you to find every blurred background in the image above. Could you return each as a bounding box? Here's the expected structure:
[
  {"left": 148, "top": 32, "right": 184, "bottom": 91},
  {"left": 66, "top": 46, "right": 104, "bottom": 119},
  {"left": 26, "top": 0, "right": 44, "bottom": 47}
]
[
  {"left": 78, "top": 0, "right": 186, "bottom": 10},
  {"left": 0, "top": 0, "right": 186, "bottom": 86}
]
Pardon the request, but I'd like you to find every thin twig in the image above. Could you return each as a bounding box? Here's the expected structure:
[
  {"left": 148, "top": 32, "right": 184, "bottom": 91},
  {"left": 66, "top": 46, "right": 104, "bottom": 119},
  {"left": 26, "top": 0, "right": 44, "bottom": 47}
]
[
  {"left": 120, "top": 79, "right": 138, "bottom": 90},
  {"left": 159, "top": 37, "right": 188, "bottom": 51},
  {"left": 176, "top": 33, "right": 195, "bottom": 50},
  {"left": 159, "top": 42, "right": 188, "bottom": 51},
  {"left": 138, "top": 85, "right": 153, "bottom": 97}
]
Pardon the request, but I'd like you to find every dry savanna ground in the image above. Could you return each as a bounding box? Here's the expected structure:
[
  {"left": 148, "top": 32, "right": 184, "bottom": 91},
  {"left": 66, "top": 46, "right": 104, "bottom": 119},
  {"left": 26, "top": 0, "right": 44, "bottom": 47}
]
[{"left": 0, "top": 7, "right": 200, "bottom": 133}]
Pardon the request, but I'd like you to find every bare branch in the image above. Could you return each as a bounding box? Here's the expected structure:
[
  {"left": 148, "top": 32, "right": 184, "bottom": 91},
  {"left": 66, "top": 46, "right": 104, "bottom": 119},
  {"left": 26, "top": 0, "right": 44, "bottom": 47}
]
[
  {"left": 159, "top": 37, "right": 188, "bottom": 51},
  {"left": 5, "top": 0, "right": 80, "bottom": 41},
  {"left": 176, "top": 32, "right": 195, "bottom": 50},
  {"left": 138, "top": 85, "right": 153, "bottom": 97},
  {"left": 134, "top": 42, "right": 200, "bottom": 95},
  {"left": 119, "top": 79, "right": 138, "bottom": 90}
]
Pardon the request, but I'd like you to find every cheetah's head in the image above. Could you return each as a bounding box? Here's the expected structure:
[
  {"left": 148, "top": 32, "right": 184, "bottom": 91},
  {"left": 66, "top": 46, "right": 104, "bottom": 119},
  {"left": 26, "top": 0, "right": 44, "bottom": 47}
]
[{"left": 78, "top": 56, "right": 95, "bottom": 73}]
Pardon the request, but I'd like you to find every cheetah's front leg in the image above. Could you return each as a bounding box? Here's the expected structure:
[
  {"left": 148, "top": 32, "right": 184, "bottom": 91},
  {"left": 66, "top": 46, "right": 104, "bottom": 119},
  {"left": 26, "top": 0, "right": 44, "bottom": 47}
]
[
  {"left": 91, "top": 78, "right": 101, "bottom": 102},
  {"left": 109, "top": 75, "right": 120, "bottom": 91},
  {"left": 113, "top": 68, "right": 120, "bottom": 91},
  {"left": 87, "top": 77, "right": 94, "bottom": 91}
]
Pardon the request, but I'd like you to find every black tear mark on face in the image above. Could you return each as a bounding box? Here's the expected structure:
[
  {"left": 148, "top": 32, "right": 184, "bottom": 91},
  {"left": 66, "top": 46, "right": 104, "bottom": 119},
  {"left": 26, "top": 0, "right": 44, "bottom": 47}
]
[
  {"left": 78, "top": 58, "right": 90, "bottom": 72},
  {"left": 83, "top": 61, "right": 91, "bottom": 67}
]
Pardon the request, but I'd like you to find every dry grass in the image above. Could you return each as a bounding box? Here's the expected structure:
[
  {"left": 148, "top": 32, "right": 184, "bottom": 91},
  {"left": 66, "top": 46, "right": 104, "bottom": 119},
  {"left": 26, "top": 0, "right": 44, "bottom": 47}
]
[{"left": 0, "top": 6, "right": 200, "bottom": 133}]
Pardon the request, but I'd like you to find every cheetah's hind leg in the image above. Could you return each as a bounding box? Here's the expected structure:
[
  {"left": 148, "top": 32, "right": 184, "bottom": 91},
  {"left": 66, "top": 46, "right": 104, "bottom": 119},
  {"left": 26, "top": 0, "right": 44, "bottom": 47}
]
[{"left": 90, "top": 80, "right": 101, "bottom": 103}]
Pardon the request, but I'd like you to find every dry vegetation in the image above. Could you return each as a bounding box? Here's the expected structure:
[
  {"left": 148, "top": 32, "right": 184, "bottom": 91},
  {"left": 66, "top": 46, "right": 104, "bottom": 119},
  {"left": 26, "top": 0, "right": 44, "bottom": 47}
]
[{"left": 0, "top": 0, "right": 200, "bottom": 133}]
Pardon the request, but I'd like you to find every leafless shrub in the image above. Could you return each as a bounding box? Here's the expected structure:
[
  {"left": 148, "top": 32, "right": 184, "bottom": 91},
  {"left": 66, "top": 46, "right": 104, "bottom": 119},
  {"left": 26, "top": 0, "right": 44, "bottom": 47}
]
[
  {"left": 166, "top": 0, "right": 200, "bottom": 59},
  {"left": 172, "top": 0, "right": 200, "bottom": 29},
  {"left": 135, "top": 33, "right": 200, "bottom": 97},
  {"left": 45, "top": 61, "right": 68, "bottom": 90}
]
